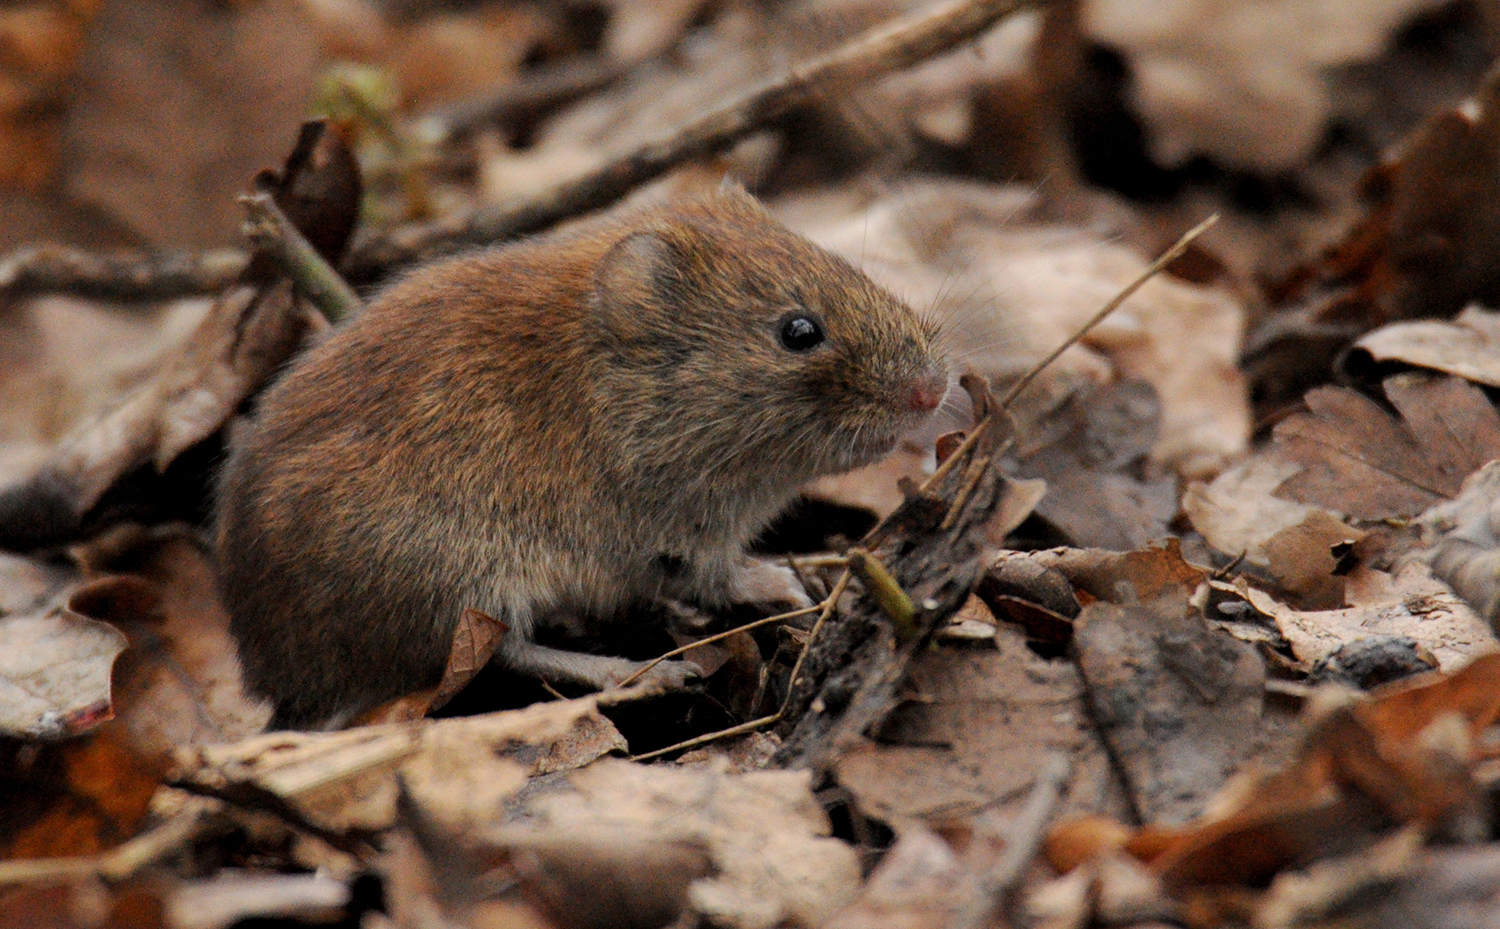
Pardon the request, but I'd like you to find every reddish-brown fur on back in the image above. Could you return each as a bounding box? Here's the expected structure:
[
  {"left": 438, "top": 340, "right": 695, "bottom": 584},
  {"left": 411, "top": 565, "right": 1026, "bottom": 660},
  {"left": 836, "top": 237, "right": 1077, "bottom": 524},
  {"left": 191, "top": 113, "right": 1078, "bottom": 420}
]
[{"left": 216, "top": 187, "right": 947, "bottom": 728}]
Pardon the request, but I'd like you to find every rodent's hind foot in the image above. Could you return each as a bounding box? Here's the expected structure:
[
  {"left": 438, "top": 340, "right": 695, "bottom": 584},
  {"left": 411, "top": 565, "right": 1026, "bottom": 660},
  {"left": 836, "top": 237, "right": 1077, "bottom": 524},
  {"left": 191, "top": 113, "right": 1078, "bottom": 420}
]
[
  {"left": 615, "top": 657, "right": 705, "bottom": 695},
  {"left": 497, "top": 636, "right": 703, "bottom": 694}
]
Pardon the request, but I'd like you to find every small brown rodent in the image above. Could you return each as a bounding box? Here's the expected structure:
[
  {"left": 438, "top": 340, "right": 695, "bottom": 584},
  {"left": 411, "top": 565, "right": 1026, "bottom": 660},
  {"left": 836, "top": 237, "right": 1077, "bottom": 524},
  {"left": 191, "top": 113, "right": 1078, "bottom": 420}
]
[{"left": 216, "top": 185, "right": 948, "bottom": 730}]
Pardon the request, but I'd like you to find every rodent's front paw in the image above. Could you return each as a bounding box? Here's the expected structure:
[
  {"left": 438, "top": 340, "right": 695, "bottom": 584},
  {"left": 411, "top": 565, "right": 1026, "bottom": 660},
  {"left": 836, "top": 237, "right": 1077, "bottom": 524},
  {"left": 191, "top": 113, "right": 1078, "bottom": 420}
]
[{"left": 729, "top": 558, "right": 815, "bottom": 609}]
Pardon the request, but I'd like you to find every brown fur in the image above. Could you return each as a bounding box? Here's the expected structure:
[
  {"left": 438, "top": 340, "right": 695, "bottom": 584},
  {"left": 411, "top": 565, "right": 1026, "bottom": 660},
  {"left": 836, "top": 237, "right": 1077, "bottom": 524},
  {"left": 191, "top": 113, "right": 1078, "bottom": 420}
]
[{"left": 215, "top": 187, "right": 947, "bottom": 729}]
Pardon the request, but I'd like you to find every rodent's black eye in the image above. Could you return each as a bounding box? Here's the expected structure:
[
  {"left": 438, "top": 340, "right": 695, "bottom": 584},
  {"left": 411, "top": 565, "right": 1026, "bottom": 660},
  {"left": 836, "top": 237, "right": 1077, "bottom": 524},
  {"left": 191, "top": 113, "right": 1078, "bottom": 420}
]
[{"left": 778, "top": 314, "right": 824, "bottom": 352}]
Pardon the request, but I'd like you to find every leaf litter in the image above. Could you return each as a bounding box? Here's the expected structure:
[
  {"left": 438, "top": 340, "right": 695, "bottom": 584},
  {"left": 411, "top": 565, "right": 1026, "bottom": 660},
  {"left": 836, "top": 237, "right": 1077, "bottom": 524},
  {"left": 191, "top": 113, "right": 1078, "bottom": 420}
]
[{"left": 7, "top": 1, "right": 1500, "bottom": 927}]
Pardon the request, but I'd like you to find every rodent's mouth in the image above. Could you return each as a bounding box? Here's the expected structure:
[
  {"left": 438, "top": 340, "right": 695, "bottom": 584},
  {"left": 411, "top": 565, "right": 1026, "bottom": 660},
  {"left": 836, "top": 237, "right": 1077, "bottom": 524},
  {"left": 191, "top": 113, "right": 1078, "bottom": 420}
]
[{"left": 830, "top": 423, "right": 904, "bottom": 472}]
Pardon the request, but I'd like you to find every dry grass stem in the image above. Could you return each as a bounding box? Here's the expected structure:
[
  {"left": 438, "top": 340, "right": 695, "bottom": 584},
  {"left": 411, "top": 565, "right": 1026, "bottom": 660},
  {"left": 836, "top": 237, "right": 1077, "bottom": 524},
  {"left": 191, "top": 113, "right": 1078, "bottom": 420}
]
[
  {"left": 628, "top": 568, "right": 854, "bottom": 760},
  {"left": 916, "top": 214, "right": 1220, "bottom": 498},
  {"left": 614, "top": 601, "right": 826, "bottom": 689},
  {"left": 240, "top": 192, "right": 363, "bottom": 324}
]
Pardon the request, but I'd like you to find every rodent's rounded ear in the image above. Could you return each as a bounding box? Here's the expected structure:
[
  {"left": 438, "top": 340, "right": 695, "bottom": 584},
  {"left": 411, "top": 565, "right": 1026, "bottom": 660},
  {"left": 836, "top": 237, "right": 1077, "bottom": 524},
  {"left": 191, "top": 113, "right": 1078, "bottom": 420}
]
[{"left": 594, "top": 232, "right": 682, "bottom": 322}]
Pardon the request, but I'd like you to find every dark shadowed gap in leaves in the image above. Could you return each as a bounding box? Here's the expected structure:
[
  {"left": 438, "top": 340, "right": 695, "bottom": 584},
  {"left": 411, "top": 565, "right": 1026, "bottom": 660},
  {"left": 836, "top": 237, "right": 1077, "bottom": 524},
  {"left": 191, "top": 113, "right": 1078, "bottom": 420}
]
[{"left": 752, "top": 496, "right": 879, "bottom": 554}]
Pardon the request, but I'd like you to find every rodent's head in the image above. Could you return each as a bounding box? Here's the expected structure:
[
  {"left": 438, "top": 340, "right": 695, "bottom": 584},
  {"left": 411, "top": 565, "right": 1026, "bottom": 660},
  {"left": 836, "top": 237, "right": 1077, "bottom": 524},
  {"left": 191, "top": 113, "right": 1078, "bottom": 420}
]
[{"left": 590, "top": 187, "right": 949, "bottom": 483}]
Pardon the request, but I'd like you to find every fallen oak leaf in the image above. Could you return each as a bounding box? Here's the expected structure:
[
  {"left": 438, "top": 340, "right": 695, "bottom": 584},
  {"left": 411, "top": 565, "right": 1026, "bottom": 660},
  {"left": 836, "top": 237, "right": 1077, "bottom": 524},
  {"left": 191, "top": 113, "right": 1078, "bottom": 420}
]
[
  {"left": 1274, "top": 372, "right": 1500, "bottom": 520},
  {"left": 1071, "top": 590, "right": 1267, "bottom": 826},
  {"left": 0, "top": 566, "right": 165, "bottom": 741},
  {"left": 71, "top": 532, "right": 272, "bottom": 752},
  {"left": 1273, "top": 58, "right": 1500, "bottom": 325},
  {"left": 1021, "top": 538, "right": 1206, "bottom": 606},
  {"left": 1237, "top": 560, "right": 1490, "bottom": 671},
  {"left": 1362, "top": 57, "right": 1500, "bottom": 323},
  {"left": 1356, "top": 651, "right": 1500, "bottom": 745},
  {"left": 1248, "top": 62, "right": 1500, "bottom": 416}
]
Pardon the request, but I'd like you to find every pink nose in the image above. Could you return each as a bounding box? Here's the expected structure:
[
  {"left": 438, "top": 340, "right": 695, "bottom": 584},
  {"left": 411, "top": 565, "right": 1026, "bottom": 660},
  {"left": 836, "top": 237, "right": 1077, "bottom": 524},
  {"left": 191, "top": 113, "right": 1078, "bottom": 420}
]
[{"left": 904, "top": 377, "right": 946, "bottom": 413}]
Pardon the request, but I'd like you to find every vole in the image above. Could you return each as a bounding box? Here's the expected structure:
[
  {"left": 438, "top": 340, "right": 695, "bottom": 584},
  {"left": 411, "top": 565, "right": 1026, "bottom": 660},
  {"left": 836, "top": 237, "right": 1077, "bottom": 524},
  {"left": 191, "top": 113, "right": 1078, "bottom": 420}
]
[{"left": 216, "top": 185, "right": 949, "bottom": 730}]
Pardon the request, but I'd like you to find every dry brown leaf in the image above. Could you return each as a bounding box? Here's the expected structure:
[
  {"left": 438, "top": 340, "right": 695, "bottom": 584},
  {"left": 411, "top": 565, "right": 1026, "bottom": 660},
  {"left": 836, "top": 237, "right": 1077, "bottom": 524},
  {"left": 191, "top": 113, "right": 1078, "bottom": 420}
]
[
  {"left": 1082, "top": 0, "right": 1448, "bottom": 171},
  {"left": 377, "top": 826, "right": 554, "bottom": 929},
  {"left": 781, "top": 178, "right": 1249, "bottom": 480},
  {"left": 602, "top": 0, "right": 711, "bottom": 63},
  {"left": 0, "top": 2, "right": 97, "bottom": 191},
  {"left": 0, "top": 726, "right": 166, "bottom": 861},
  {"left": 1297, "top": 839, "right": 1500, "bottom": 928},
  {"left": 388, "top": 5, "right": 552, "bottom": 108},
  {"left": 0, "top": 594, "right": 125, "bottom": 739},
  {"left": 0, "top": 121, "right": 359, "bottom": 551},
  {"left": 1361, "top": 60, "right": 1500, "bottom": 322},
  {"left": 0, "top": 531, "right": 268, "bottom": 867},
  {"left": 0, "top": 549, "right": 71, "bottom": 615},
  {"left": 1044, "top": 815, "right": 1139, "bottom": 875},
  {"left": 76, "top": 533, "right": 272, "bottom": 752},
  {"left": 1073, "top": 591, "right": 1270, "bottom": 825},
  {"left": 834, "top": 616, "right": 1122, "bottom": 827},
  {"left": 1423, "top": 460, "right": 1500, "bottom": 627},
  {"left": 1049, "top": 651, "right": 1500, "bottom": 910},
  {"left": 1149, "top": 685, "right": 1487, "bottom": 902},
  {"left": 462, "top": 830, "right": 712, "bottom": 929},
  {"left": 1183, "top": 453, "right": 1321, "bottom": 570},
  {"left": 1348, "top": 305, "right": 1500, "bottom": 388},
  {"left": 1356, "top": 650, "right": 1500, "bottom": 744},
  {"left": 1261, "top": 510, "right": 1366, "bottom": 609},
  {"left": 61, "top": 0, "right": 323, "bottom": 248},
  {"left": 0, "top": 296, "right": 214, "bottom": 491},
  {"left": 1011, "top": 378, "right": 1178, "bottom": 550},
  {"left": 501, "top": 758, "right": 861, "bottom": 929},
  {"left": 1242, "top": 561, "right": 1493, "bottom": 670},
  {"left": 170, "top": 697, "right": 626, "bottom": 838},
  {"left": 1274, "top": 372, "right": 1500, "bottom": 520},
  {"left": 1025, "top": 538, "right": 1206, "bottom": 605},
  {"left": 479, "top": 8, "right": 777, "bottom": 205},
  {"left": 356, "top": 606, "right": 508, "bottom": 724},
  {"left": 822, "top": 823, "right": 1004, "bottom": 929},
  {"left": 431, "top": 608, "right": 507, "bottom": 711}
]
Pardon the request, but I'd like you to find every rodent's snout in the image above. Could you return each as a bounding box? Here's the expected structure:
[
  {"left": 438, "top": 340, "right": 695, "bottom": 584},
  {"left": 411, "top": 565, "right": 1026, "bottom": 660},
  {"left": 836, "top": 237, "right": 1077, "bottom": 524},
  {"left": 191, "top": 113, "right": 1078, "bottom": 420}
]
[{"left": 899, "top": 367, "right": 950, "bottom": 414}]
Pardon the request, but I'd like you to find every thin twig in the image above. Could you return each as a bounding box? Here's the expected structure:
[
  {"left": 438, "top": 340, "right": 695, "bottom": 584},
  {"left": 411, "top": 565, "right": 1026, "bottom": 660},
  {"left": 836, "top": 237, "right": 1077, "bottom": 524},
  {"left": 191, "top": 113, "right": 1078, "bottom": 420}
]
[
  {"left": 345, "top": 0, "right": 1045, "bottom": 276},
  {"left": 615, "top": 601, "right": 825, "bottom": 688},
  {"left": 916, "top": 214, "right": 1220, "bottom": 498},
  {"left": 629, "top": 713, "right": 782, "bottom": 763},
  {"left": 420, "top": 57, "right": 629, "bottom": 143},
  {"left": 0, "top": 244, "right": 246, "bottom": 301},
  {"left": 629, "top": 568, "right": 853, "bottom": 761},
  {"left": 241, "top": 192, "right": 364, "bottom": 324},
  {"left": 0, "top": 796, "right": 222, "bottom": 888},
  {"left": 998, "top": 213, "right": 1220, "bottom": 409}
]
